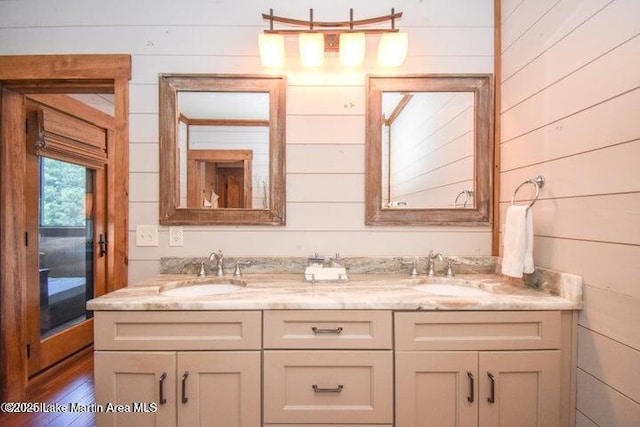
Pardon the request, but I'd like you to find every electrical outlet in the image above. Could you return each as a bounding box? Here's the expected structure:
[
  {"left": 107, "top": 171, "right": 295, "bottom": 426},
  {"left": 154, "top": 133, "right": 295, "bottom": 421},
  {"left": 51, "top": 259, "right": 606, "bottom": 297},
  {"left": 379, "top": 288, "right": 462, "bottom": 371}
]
[
  {"left": 169, "top": 226, "right": 184, "bottom": 247},
  {"left": 135, "top": 225, "right": 158, "bottom": 247}
]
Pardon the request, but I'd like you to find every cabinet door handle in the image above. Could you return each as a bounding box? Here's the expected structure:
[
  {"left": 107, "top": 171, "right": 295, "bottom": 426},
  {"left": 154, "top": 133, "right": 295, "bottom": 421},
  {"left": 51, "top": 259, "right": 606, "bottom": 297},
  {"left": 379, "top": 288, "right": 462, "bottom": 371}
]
[
  {"left": 159, "top": 372, "right": 167, "bottom": 405},
  {"left": 467, "top": 371, "right": 474, "bottom": 403},
  {"left": 181, "top": 371, "right": 189, "bottom": 403},
  {"left": 312, "top": 384, "right": 344, "bottom": 393},
  {"left": 311, "top": 327, "right": 343, "bottom": 334},
  {"left": 487, "top": 372, "right": 496, "bottom": 404}
]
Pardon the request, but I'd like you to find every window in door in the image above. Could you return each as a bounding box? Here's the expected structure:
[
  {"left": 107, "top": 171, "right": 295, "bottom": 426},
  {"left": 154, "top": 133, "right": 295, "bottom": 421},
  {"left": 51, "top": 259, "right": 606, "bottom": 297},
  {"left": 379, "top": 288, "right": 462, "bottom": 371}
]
[{"left": 38, "top": 157, "right": 95, "bottom": 339}]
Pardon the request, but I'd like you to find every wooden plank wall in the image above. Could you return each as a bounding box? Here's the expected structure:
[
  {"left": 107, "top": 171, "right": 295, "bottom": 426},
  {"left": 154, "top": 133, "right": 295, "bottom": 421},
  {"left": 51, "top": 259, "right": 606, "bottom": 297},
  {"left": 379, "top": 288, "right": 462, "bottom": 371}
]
[
  {"left": 0, "top": 0, "right": 495, "bottom": 283},
  {"left": 499, "top": 0, "right": 640, "bottom": 425}
]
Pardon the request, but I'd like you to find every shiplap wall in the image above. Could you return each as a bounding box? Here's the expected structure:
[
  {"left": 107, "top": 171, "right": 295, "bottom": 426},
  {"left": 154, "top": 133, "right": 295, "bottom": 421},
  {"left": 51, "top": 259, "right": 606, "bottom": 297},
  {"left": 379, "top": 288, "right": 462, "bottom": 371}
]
[
  {"left": 499, "top": 0, "right": 640, "bottom": 426},
  {"left": 0, "top": 0, "right": 495, "bottom": 283}
]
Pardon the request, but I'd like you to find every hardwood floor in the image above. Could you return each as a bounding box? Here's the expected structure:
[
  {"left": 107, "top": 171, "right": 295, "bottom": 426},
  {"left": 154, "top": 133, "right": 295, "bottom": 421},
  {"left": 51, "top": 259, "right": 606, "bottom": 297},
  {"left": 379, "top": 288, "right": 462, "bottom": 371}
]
[{"left": 0, "top": 347, "right": 95, "bottom": 426}]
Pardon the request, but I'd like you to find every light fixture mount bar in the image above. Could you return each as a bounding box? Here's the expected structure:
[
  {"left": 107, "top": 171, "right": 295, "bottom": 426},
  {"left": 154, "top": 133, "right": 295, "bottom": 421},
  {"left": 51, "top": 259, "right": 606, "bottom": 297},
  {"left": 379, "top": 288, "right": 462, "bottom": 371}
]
[
  {"left": 262, "top": 8, "right": 403, "bottom": 52},
  {"left": 260, "top": 8, "right": 406, "bottom": 65},
  {"left": 265, "top": 29, "right": 399, "bottom": 35},
  {"left": 261, "top": 9, "right": 403, "bottom": 31},
  {"left": 267, "top": 8, "right": 274, "bottom": 31}
]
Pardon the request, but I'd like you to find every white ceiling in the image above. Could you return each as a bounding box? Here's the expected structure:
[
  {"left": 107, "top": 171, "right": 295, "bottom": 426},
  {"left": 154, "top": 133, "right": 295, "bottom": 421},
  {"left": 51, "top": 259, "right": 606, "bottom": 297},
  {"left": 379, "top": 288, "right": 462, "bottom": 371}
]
[{"left": 178, "top": 92, "right": 269, "bottom": 120}]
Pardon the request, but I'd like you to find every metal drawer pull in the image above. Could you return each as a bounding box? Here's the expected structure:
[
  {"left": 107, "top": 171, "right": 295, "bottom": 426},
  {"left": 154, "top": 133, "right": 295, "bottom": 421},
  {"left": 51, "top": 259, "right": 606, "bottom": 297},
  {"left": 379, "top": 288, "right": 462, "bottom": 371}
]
[
  {"left": 311, "top": 327, "right": 343, "bottom": 334},
  {"left": 312, "top": 384, "right": 344, "bottom": 393},
  {"left": 159, "top": 372, "right": 167, "bottom": 405},
  {"left": 467, "top": 371, "right": 474, "bottom": 403},
  {"left": 487, "top": 372, "right": 495, "bottom": 404},
  {"left": 181, "top": 371, "right": 189, "bottom": 403}
]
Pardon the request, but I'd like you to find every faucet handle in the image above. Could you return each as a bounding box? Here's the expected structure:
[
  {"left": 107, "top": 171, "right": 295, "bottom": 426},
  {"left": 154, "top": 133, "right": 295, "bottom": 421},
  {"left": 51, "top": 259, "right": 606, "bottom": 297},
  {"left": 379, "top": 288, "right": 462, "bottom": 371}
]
[
  {"left": 445, "top": 258, "right": 454, "bottom": 277},
  {"left": 198, "top": 261, "right": 206, "bottom": 277},
  {"left": 233, "top": 261, "right": 250, "bottom": 277},
  {"left": 402, "top": 258, "right": 419, "bottom": 278}
]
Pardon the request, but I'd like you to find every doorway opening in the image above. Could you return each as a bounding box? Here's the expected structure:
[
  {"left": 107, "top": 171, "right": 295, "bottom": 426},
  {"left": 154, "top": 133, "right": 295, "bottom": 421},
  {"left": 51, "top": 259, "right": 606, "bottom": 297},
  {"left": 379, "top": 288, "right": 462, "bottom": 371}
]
[{"left": 24, "top": 98, "right": 112, "bottom": 377}]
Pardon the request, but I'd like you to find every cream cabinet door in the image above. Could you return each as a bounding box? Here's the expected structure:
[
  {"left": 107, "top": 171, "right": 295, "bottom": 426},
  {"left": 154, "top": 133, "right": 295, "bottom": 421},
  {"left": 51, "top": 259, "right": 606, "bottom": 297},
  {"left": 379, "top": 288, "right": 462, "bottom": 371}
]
[
  {"left": 177, "top": 351, "right": 261, "bottom": 427},
  {"left": 479, "top": 351, "right": 561, "bottom": 427},
  {"left": 395, "top": 351, "right": 478, "bottom": 427},
  {"left": 94, "top": 351, "right": 176, "bottom": 427}
]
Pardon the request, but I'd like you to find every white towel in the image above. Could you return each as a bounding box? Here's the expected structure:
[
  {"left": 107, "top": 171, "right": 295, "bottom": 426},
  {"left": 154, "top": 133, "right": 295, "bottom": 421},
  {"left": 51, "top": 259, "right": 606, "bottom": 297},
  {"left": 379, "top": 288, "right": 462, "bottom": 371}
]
[{"left": 501, "top": 205, "right": 535, "bottom": 278}]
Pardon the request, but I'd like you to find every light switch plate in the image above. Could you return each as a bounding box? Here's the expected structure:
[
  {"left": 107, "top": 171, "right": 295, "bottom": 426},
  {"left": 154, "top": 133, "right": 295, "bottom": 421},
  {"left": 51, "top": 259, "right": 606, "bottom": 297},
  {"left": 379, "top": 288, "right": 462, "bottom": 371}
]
[
  {"left": 169, "top": 226, "right": 184, "bottom": 247},
  {"left": 136, "top": 225, "right": 158, "bottom": 247}
]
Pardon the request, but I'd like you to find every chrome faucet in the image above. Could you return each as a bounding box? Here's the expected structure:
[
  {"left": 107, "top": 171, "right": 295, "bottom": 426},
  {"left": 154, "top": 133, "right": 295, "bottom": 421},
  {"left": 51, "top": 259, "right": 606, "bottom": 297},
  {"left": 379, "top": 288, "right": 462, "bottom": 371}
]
[
  {"left": 209, "top": 250, "right": 224, "bottom": 277},
  {"left": 427, "top": 251, "right": 443, "bottom": 277}
]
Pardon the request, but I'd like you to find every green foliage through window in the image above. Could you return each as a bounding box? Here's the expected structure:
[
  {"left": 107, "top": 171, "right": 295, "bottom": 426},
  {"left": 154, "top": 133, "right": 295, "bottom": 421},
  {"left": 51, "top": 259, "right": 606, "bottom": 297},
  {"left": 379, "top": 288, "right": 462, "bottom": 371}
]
[{"left": 41, "top": 158, "right": 87, "bottom": 227}]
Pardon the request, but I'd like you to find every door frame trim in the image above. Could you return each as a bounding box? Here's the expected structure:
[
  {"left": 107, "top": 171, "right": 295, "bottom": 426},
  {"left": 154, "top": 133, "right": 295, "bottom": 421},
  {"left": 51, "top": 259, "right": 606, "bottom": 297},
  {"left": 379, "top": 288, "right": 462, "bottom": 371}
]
[{"left": 0, "top": 54, "right": 131, "bottom": 400}]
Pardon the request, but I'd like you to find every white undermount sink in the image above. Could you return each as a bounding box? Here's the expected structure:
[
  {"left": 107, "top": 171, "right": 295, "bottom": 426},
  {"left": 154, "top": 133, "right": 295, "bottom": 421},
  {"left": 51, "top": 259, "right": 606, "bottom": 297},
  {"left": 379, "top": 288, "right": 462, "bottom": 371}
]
[
  {"left": 161, "top": 283, "right": 245, "bottom": 297},
  {"left": 412, "top": 284, "right": 491, "bottom": 297}
]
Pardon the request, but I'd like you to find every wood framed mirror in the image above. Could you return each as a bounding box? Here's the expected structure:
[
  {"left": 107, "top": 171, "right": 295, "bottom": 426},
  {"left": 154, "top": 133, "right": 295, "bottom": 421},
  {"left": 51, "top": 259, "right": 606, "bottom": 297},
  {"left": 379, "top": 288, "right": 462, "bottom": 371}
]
[
  {"left": 365, "top": 74, "right": 493, "bottom": 225},
  {"left": 159, "top": 74, "right": 286, "bottom": 225}
]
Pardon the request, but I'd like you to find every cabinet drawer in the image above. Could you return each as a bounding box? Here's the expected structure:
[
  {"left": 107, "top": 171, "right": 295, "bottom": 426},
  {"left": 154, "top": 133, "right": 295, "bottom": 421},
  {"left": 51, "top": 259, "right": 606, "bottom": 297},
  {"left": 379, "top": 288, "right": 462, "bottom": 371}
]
[
  {"left": 94, "top": 311, "right": 261, "bottom": 350},
  {"left": 395, "top": 311, "right": 561, "bottom": 351},
  {"left": 264, "top": 351, "right": 393, "bottom": 424},
  {"left": 264, "top": 310, "right": 392, "bottom": 349}
]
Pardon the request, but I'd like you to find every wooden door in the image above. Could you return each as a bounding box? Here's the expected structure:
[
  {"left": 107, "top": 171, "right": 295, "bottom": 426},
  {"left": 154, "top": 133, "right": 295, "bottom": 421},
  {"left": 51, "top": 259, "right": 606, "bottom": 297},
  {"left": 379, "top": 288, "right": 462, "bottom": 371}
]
[
  {"left": 0, "top": 54, "right": 131, "bottom": 402},
  {"left": 217, "top": 166, "right": 244, "bottom": 208},
  {"left": 177, "top": 351, "right": 261, "bottom": 427},
  {"left": 94, "top": 351, "right": 176, "bottom": 427},
  {"left": 395, "top": 351, "right": 478, "bottom": 427},
  {"left": 24, "top": 98, "right": 112, "bottom": 376},
  {"left": 479, "top": 351, "right": 561, "bottom": 427}
]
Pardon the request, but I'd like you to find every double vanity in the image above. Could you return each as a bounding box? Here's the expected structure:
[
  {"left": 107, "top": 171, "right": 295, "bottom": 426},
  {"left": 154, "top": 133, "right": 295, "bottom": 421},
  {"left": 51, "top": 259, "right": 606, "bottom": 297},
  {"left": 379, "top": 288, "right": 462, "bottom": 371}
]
[{"left": 88, "top": 257, "right": 582, "bottom": 427}]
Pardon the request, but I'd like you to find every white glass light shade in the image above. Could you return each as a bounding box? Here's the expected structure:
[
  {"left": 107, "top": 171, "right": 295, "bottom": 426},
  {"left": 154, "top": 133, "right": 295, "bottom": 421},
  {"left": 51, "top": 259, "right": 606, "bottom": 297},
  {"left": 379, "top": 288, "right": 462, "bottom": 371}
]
[
  {"left": 259, "top": 33, "right": 285, "bottom": 68},
  {"left": 298, "top": 33, "right": 325, "bottom": 67},
  {"left": 339, "top": 32, "right": 365, "bottom": 67},
  {"left": 378, "top": 32, "right": 408, "bottom": 67}
]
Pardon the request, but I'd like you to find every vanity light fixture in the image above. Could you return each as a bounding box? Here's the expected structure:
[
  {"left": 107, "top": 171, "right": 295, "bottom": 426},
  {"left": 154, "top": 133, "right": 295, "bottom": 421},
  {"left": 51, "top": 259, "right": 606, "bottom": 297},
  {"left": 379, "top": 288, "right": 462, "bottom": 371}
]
[
  {"left": 378, "top": 32, "right": 409, "bottom": 67},
  {"left": 259, "top": 8, "right": 407, "bottom": 68},
  {"left": 298, "top": 32, "right": 325, "bottom": 67},
  {"left": 339, "top": 32, "right": 365, "bottom": 66},
  {"left": 258, "top": 33, "right": 285, "bottom": 68}
]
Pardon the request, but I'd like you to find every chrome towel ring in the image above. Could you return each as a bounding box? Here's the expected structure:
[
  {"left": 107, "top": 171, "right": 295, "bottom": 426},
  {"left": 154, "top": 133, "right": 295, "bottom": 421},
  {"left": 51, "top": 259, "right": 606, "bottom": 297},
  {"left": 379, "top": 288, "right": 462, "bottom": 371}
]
[
  {"left": 454, "top": 189, "right": 474, "bottom": 208},
  {"left": 511, "top": 175, "right": 545, "bottom": 208}
]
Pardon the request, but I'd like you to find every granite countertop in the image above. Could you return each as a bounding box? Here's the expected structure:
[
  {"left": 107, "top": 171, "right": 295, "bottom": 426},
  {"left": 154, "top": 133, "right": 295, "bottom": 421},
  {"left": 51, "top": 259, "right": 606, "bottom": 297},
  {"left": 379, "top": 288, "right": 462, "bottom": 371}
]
[{"left": 87, "top": 272, "right": 582, "bottom": 311}]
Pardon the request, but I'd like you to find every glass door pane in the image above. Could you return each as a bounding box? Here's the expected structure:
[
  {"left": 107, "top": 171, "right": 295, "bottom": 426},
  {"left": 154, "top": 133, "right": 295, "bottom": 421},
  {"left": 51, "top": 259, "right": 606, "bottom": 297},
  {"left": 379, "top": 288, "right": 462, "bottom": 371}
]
[{"left": 38, "top": 157, "right": 94, "bottom": 339}]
